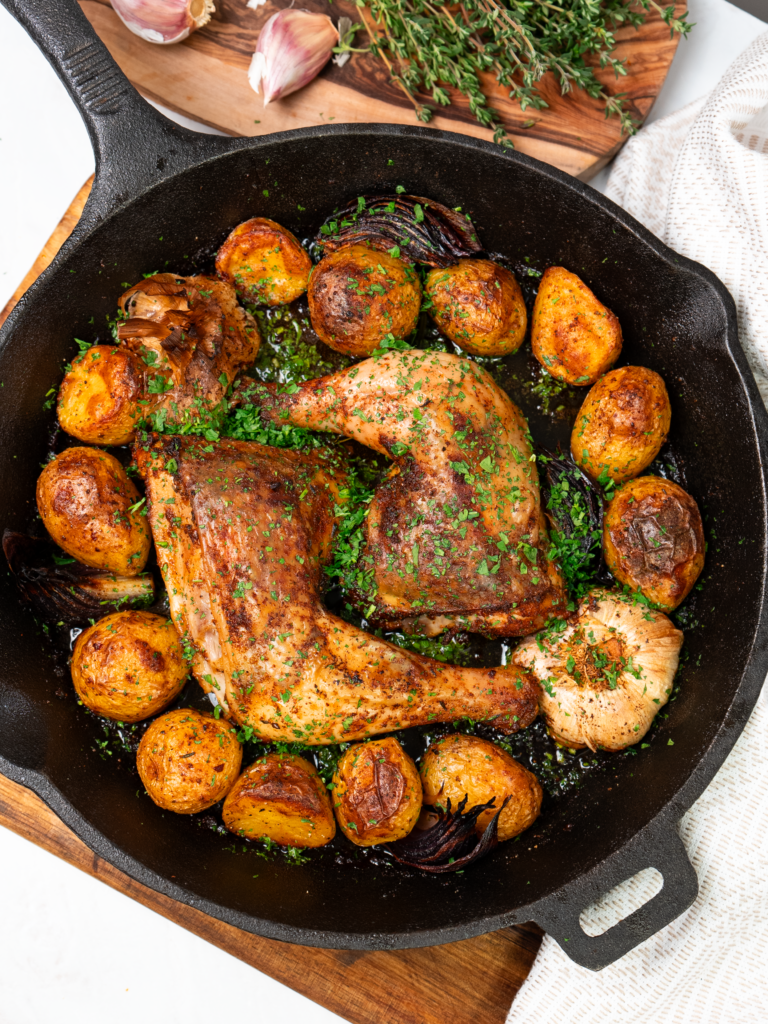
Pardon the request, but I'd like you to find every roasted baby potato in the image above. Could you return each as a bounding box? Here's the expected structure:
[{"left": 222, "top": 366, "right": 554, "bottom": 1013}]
[
  {"left": 216, "top": 217, "right": 312, "bottom": 306},
  {"left": 36, "top": 447, "right": 151, "bottom": 575},
  {"left": 137, "top": 708, "right": 242, "bottom": 814},
  {"left": 332, "top": 737, "right": 422, "bottom": 846},
  {"left": 425, "top": 259, "right": 527, "bottom": 356},
  {"left": 571, "top": 366, "right": 671, "bottom": 485},
  {"left": 223, "top": 753, "right": 335, "bottom": 848},
  {"left": 603, "top": 476, "right": 705, "bottom": 610},
  {"left": 308, "top": 243, "right": 421, "bottom": 356},
  {"left": 57, "top": 345, "right": 144, "bottom": 446},
  {"left": 420, "top": 734, "right": 542, "bottom": 842},
  {"left": 71, "top": 611, "right": 188, "bottom": 722},
  {"left": 532, "top": 266, "right": 622, "bottom": 385}
]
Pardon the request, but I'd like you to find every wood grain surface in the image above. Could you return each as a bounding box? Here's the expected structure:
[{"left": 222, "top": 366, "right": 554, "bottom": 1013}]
[
  {"left": 0, "top": 772, "right": 542, "bottom": 1024},
  {"left": 0, "top": 176, "right": 93, "bottom": 330},
  {"left": 79, "top": 0, "right": 685, "bottom": 180},
  {"left": 0, "top": 182, "right": 543, "bottom": 1024}
]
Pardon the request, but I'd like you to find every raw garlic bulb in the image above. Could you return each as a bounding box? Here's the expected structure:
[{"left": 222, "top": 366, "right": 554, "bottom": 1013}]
[{"left": 513, "top": 589, "right": 683, "bottom": 752}]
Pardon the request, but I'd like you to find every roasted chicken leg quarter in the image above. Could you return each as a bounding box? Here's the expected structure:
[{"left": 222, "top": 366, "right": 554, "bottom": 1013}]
[
  {"left": 251, "top": 349, "right": 566, "bottom": 637},
  {"left": 135, "top": 435, "right": 539, "bottom": 743}
]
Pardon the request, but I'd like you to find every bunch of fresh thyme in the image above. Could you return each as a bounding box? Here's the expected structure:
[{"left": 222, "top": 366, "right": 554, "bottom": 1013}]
[{"left": 353, "top": 0, "right": 692, "bottom": 146}]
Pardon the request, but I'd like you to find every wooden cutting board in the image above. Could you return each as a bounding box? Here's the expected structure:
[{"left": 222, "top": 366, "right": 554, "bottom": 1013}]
[
  {"left": 0, "top": 180, "right": 543, "bottom": 1024},
  {"left": 80, "top": 0, "right": 685, "bottom": 180}
]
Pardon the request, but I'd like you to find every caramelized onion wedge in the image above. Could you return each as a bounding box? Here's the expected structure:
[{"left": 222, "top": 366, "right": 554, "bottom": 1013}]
[
  {"left": 3, "top": 531, "right": 155, "bottom": 624},
  {"left": 385, "top": 795, "right": 507, "bottom": 873},
  {"left": 314, "top": 194, "right": 483, "bottom": 267}
]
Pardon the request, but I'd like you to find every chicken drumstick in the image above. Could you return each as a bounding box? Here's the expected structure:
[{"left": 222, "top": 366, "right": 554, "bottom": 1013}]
[{"left": 136, "top": 434, "right": 539, "bottom": 743}]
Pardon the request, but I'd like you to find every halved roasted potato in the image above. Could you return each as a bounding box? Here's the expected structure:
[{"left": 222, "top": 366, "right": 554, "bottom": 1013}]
[
  {"left": 36, "top": 447, "right": 151, "bottom": 575},
  {"left": 420, "top": 733, "right": 542, "bottom": 841},
  {"left": 223, "top": 753, "right": 335, "bottom": 848},
  {"left": 571, "top": 365, "right": 671, "bottom": 485},
  {"left": 216, "top": 217, "right": 312, "bottom": 306},
  {"left": 71, "top": 611, "right": 188, "bottom": 722},
  {"left": 137, "top": 708, "right": 242, "bottom": 814},
  {"left": 425, "top": 259, "right": 527, "bottom": 356},
  {"left": 532, "top": 266, "right": 622, "bottom": 385},
  {"left": 603, "top": 476, "right": 705, "bottom": 610},
  {"left": 332, "top": 737, "right": 422, "bottom": 846},
  {"left": 58, "top": 345, "right": 144, "bottom": 446},
  {"left": 308, "top": 243, "right": 421, "bottom": 356}
]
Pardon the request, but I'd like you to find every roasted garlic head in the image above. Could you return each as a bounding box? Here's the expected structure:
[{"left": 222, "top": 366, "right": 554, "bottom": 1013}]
[{"left": 513, "top": 589, "right": 683, "bottom": 752}]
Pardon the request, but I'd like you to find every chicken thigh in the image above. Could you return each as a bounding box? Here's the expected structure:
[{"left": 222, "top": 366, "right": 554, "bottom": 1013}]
[
  {"left": 251, "top": 349, "right": 566, "bottom": 637},
  {"left": 136, "top": 434, "right": 539, "bottom": 743}
]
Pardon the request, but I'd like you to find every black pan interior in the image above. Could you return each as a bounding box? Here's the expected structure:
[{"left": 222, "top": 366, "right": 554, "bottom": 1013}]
[{"left": 0, "top": 129, "right": 765, "bottom": 947}]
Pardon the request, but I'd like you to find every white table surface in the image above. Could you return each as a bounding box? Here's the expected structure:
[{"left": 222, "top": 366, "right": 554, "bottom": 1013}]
[{"left": 0, "top": 1, "right": 765, "bottom": 1021}]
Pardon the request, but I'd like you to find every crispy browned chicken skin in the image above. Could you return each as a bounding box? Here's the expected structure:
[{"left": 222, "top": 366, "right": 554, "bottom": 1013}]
[
  {"left": 251, "top": 349, "right": 566, "bottom": 637},
  {"left": 135, "top": 434, "right": 539, "bottom": 743}
]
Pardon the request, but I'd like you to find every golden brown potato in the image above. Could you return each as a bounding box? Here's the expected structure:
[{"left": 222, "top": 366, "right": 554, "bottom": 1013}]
[
  {"left": 36, "top": 447, "right": 151, "bottom": 575},
  {"left": 571, "top": 366, "right": 671, "bottom": 485},
  {"left": 420, "top": 734, "right": 542, "bottom": 842},
  {"left": 216, "top": 217, "right": 312, "bottom": 306},
  {"left": 223, "top": 753, "right": 335, "bottom": 848},
  {"left": 137, "top": 708, "right": 242, "bottom": 814},
  {"left": 57, "top": 345, "right": 144, "bottom": 446},
  {"left": 71, "top": 611, "right": 188, "bottom": 722},
  {"left": 603, "top": 476, "right": 705, "bottom": 611},
  {"left": 332, "top": 737, "right": 422, "bottom": 846},
  {"left": 425, "top": 259, "right": 527, "bottom": 357},
  {"left": 531, "top": 266, "right": 623, "bottom": 385},
  {"left": 308, "top": 244, "right": 421, "bottom": 356}
]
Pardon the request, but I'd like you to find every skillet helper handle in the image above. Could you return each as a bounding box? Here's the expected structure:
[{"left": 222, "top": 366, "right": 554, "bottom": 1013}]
[
  {"left": 532, "top": 825, "right": 698, "bottom": 971},
  {"left": 1, "top": 0, "right": 230, "bottom": 212}
]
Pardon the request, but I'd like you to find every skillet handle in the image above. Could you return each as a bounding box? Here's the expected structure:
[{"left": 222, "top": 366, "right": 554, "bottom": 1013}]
[
  {"left": 531, "top": 823, "right": 698, "bottom": 971},
  {"left": 1, "top": 0, "right": 233, "bottom": 215}
]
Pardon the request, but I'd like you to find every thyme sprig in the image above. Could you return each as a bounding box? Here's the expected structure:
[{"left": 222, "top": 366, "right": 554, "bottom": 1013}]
[{"left": 357, "top": 0, "right": 692, "bottom": 145}]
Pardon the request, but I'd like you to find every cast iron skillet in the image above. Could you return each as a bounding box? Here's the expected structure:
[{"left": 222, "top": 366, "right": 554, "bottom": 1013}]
[{"left": 2, "top": 0, "right": 768, "bottom": 973}]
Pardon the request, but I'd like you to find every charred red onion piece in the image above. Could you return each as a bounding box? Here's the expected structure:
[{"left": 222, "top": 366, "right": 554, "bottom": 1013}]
[
  {"left": 314, "top": 195, "right": 483, "bottom": 267},
  {"left": 3, "top": 531, "right": 155, "bottom": 624},
  {"left": 385, "top": 794, "right": 508, "bottom": 873}
]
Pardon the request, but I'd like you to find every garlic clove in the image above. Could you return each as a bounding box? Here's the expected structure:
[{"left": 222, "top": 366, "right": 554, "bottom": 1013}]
[
  {"left": 248, "top": 9, "right": 339, "bottom": 105},
  {"left": 247, "top": 50, "right": 268, "bottom": 97},
  {"left": 110, "top": 0, "right": 214, "bottom": 45}
]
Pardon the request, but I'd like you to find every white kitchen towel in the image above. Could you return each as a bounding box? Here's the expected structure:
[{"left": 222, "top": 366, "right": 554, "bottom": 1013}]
[{"left": 508, "top": 31, "right": 768, "bottom": 1024}]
